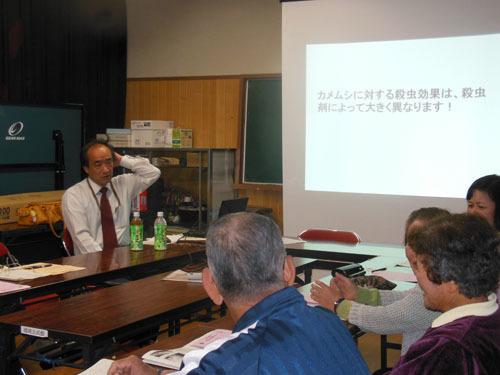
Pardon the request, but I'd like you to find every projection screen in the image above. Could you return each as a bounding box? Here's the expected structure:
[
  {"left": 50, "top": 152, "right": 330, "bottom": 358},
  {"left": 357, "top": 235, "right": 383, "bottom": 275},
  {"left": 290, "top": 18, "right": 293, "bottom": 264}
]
[{"left": 282, "top": 0, "right": 500, "bottom": 244}]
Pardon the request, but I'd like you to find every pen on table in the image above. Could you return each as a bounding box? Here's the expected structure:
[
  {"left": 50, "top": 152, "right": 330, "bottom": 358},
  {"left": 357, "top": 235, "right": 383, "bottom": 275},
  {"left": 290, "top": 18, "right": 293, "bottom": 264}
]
[
  {"left": 371, "top": 267, "right": 387, "bottom": 272},
  {"left": 25, "top": 264, "right": 52, "bottom": 270}
]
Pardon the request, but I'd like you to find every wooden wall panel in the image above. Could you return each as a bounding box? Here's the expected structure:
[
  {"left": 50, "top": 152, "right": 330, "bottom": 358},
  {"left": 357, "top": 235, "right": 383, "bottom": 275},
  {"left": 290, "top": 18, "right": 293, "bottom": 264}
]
[
  {"left": 215, "top": 80, "right": 227, "bottom": 148},
  {"left": 201, "top": 80, "right": 215, "bottom": 147},
  {"left": 125, "top": 77, "right": 283, "bottom": 231},
  {"left": 125, "top": 78, "right": 240, "bottom": 149}
]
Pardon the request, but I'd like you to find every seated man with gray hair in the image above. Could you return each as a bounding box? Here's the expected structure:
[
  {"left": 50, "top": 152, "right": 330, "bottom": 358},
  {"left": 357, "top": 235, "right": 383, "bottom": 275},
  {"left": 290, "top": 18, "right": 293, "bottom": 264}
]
[
  {"left": 109, "top": 212, "right": 369, "bottom": 375},
  {"left": 390, "top": 213, "right": 500, "bottom": 374}
]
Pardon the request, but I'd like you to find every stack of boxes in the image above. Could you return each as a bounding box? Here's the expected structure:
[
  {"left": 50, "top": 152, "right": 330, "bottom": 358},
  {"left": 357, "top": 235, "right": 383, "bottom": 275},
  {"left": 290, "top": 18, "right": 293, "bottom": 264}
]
[
  {"left": 131, "top": 120, "right": 193, "bottom": 148},
  {"left": 102, "top": 128, "right": 131, "bottom": 147},
  {"left": 131, "top": 120, "right": 173, "bottom": 148},
  {"left": 180, "top": 128, "right": 193, "bottom": 148},
  {"left": 99, "top": 120, "right": 193, "bottom": 148}
]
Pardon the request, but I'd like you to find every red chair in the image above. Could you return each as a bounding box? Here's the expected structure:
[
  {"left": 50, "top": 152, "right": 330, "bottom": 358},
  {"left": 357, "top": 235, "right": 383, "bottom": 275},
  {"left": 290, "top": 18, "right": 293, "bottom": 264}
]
[
  {"left": 0, "top": 242, "right": 19, "bottom": 266},
  {"left": 293, "top": 229, "right": 360, "bottom": 284},
  {"left": 298, "top": 229, "right": 361, "bottom": 244},
  {"left": 0, "top": 242, "right": 9, "bottom": 258},
  {"left": 62, "top": 228, "right": 74, "bottom": 256}
]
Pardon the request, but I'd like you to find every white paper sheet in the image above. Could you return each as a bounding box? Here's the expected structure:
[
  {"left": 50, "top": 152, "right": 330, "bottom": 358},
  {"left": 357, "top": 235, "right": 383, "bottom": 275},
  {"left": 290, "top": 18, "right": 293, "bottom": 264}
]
[
  {"left": 0, "top": 280, "right": 31, "bottom": 295},
  {"left": 78, "top": 358, "right": 113, "bottom": 374},
  {"left": 163, "top": 269, "right": 202, "bottom": 283},
  {"left": 282, "top": 237, "right": 305, "bottom": 245},
  {"left": 372, "top": 270, "right": 417, "bottom": 283},
  {"left": 142, "top": 329, "right": 232, "bottom": 370}
]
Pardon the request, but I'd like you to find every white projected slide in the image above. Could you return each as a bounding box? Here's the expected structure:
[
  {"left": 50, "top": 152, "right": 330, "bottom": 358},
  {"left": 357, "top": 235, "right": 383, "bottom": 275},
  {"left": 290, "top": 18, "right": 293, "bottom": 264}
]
[{"left": 306, "top": 34, "right": 500, "bottom": 198}]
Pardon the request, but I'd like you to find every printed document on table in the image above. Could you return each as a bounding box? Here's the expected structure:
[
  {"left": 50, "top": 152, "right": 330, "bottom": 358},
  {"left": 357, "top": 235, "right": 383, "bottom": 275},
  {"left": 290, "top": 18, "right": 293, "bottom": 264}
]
[
  {"left": 145, "top": 234, "right": 205, "bottom": 245},
  {"left": 0, "top": 280, "right": 31, "bottom": 295},
  {"left": 397, "top": 259, "right": 411, "bottom": 267},
  {"left": 163, "top": 269, "right": 202, "bottom": 283},
  {"left": 142, "top": 329, "right": 232, "bottom": 370},
  {"left": 18, "top": 263, "right": 85, "bottom": 276},
  {"left": 282, "top": 237, "right": 305, "bottom": 245},
  {"left": 78, "top": 358, "right": 113, "bottom": 374},
  {"left": 0, "top": 268, "right": 47, "bottom": 281},
  {"left": 361, "top": 256, "right": 406, "bottom": 271},
  {"left": 302, "top": 292, "right": 320, "bottom": 307},
  {"left": 372, "top": 270, "right": 417, "bottom": 283}
]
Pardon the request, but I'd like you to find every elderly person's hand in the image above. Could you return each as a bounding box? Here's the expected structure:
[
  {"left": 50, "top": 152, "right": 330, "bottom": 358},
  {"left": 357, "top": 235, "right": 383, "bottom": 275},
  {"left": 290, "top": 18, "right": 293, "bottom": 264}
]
[
  {"left": 310, "top": 278, "right": 343, "bottom": 311},
  {"left": 107, "top": 355, "right": 157, "bottom": 375},
  {"left": 332, "top": 272, "right": 358, "bottom": 301}
]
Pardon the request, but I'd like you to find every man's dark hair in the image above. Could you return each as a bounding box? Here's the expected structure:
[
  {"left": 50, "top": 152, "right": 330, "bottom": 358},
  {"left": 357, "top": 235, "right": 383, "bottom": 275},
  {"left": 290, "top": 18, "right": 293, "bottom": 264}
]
[
  {"left": 408, "top": 213, "right": 500, "bottom": 299},
  {"left": 404, "top": 207, "right": 450, "bottom": 244},
  {"left": 466, "top": 174, "right": 500, "bottom": 230},
  {"left": 206, "top": 212, "right": 286, "bottom": 303},
  {"left": 80, "top": 139, "right": 115, "bottom": 167}
]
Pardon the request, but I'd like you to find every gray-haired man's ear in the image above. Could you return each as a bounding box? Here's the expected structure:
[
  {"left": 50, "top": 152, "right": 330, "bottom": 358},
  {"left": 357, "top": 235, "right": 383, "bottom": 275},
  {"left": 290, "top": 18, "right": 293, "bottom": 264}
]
[
  {"left": 202, "top": 267, "right": 224, "bottom": 306},
  {"left": 283, "top": 256, "right": 296, "bottom": 287}
]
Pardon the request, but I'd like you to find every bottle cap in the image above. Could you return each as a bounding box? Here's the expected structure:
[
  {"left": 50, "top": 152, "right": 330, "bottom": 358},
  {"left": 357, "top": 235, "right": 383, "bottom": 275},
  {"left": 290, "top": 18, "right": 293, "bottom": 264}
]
[
  {"left": 133, "top": 211, "right": 140, "bottom": 218},
  {"left": 157, "top": 212, "right": 164, "bottom": 217}
]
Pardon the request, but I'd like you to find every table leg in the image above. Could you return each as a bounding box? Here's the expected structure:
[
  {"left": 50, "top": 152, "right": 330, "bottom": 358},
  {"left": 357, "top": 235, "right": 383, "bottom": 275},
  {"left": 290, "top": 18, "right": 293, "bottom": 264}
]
[{"left": 0, "top": 327, "right": 21, "bottom": 375}]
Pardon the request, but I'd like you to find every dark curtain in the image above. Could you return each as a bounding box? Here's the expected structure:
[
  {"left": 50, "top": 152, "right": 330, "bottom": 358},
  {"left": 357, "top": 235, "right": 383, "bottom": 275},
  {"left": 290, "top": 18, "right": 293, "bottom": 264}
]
[{"left": 0, "top": 0, "right": 127, "bottom": 141}]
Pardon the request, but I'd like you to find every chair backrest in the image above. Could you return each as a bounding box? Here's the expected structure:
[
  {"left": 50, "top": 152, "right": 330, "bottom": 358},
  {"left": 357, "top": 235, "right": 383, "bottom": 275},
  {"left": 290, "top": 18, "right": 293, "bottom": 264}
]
[
  {"left": 298, "top": 229, "right": 361, "bottom": 244},
  {"left": 0, "top": 242, "right": 8, "bottom": 257},
  {"left": 62, "top": 229, "right": 74, "bottom": 256},
  {"left": 0, "top": 242, "right": 19, "bottom": 266}
]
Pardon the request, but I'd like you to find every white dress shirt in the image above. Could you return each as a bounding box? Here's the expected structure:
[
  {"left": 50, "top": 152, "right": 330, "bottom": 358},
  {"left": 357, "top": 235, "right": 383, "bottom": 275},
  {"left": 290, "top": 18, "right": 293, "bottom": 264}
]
[{"left": 62, "top": 155, "right": 160, "bottom": 254}]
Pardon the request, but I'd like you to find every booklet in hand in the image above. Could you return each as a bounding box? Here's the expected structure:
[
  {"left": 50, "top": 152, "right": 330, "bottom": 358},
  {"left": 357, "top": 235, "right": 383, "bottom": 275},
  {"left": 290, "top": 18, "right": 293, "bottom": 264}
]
[{"left": 142, "top": 329, "right": 231, "bottom": 370}]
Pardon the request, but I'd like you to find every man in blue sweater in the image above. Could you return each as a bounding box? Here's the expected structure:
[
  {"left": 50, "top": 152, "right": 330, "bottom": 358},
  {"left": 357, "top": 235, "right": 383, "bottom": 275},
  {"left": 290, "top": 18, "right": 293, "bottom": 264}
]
[{"left": 109, "top": 212, "right": 369, "bottom": 375}]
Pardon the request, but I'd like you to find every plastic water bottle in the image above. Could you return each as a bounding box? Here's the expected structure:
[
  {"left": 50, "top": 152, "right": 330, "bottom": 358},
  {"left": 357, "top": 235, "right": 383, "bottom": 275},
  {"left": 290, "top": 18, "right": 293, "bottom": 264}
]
[
  {"left": 130, "top": 211, "right": 143, "bottom": 251},
  {"left": 154, "top": 211, "right": 167, "bottom": 250}
]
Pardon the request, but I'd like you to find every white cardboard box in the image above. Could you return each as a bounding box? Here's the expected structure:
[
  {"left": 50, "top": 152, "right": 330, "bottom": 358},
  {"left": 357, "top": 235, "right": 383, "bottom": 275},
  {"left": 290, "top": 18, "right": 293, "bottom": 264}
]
[
  {"left": 97, "top": 132, "right": 131, "bottom": 147},
  {"left": 106, "top": 129, "right": 131, "bottom": 143},
  {"left": 131, "top": 129, "right": 167, "bottom": 147},
  {"left": 172, "top": 129, "right": 181, "bottom": 148},
  {"left": 165, "top": 129, "right": 172, "bottom": 148},
  {"left": 108, "top": 139, "right": 131, "bottom": 148},
  {"left": 106, "top": 128, "right": 131, "bottom": 135},
  {"left": 131, "top": 120, "right": 174, "bottom": 130},
  {"left": 164, "top": 128, "right": 182, "bottom": 148},
  {"left": 152, "top": 129, "right": 167, "bottom": 146},
  {"left": 106, "top": 134, "right": 131, "bottom": 141}
]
